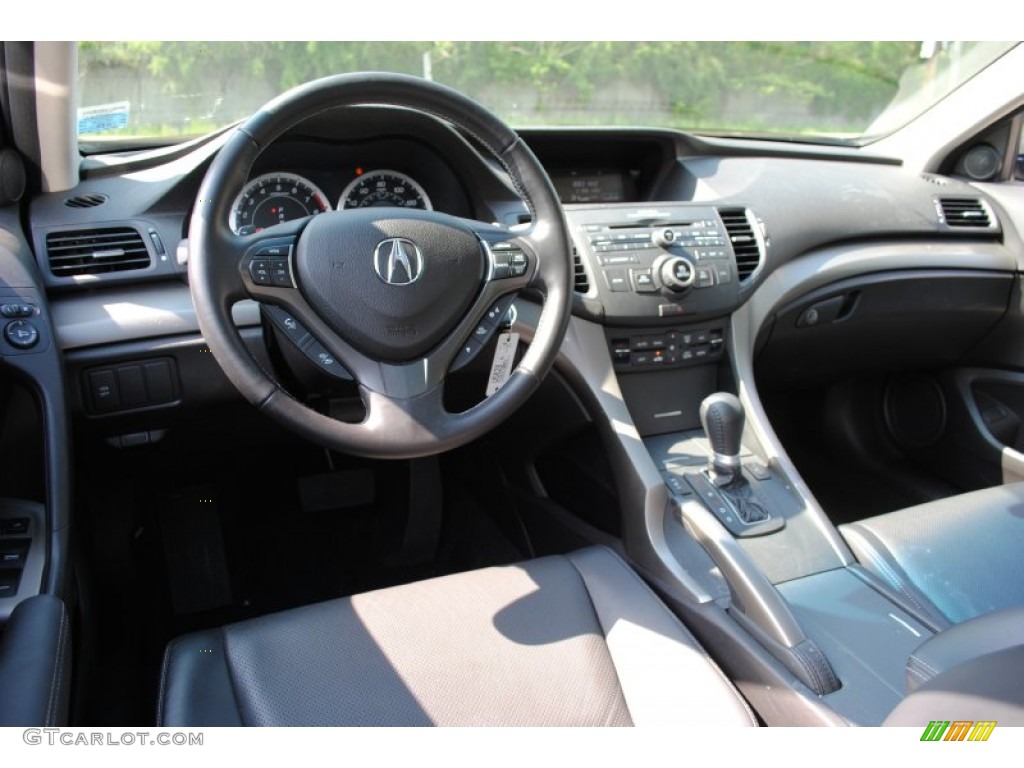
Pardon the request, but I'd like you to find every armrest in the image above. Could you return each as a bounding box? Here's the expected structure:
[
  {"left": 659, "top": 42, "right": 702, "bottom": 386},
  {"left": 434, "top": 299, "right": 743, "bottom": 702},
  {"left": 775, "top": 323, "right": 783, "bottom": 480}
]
[{"left": 906, "top": 605, "right": 1024, "bottom": 692}]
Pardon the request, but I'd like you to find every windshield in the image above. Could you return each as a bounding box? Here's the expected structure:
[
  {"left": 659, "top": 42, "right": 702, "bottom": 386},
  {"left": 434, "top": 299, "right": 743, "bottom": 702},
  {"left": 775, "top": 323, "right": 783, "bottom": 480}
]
[{"left": 76, "top": 41, "right": 1017, "bottom": 148}]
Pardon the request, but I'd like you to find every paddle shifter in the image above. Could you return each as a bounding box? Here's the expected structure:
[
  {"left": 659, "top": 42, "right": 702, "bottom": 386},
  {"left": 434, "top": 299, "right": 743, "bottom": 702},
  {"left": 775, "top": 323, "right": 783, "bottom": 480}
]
[{"left": 699, "top": 393, "right": 769, "bottom": 524}]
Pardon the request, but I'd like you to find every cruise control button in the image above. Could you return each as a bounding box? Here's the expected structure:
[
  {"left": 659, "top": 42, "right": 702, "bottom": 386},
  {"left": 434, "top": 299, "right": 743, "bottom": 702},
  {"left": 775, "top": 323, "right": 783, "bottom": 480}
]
[{"left": 5, "top": 320, "right": 39, "bottom": 349}]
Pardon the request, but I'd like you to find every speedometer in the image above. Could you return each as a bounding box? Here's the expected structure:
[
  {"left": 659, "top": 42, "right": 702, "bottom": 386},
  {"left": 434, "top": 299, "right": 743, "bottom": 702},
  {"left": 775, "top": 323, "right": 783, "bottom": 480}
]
[
  {"left": 339, "top": 170, "right": 432, "bottom": 211},
  {"left": 229, "top": 172, "right": 331, "bottom": 235}
]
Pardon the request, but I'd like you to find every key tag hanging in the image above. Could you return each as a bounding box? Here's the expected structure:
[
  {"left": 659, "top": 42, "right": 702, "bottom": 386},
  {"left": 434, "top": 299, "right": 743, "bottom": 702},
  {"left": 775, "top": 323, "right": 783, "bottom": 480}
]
[{"left": 485, "top": 331, "right": 519, "bottom": 397}]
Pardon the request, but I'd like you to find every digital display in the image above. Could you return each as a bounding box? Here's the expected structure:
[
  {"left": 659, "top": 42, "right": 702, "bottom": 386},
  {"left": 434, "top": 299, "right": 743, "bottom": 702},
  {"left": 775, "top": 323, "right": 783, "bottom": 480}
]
[{"left": 552, "top": 171, "right": 626, "bottom": 204}]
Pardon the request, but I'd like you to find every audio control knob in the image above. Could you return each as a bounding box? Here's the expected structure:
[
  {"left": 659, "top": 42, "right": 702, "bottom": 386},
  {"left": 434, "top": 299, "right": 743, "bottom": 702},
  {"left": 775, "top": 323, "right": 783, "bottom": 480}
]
[
  {"left": 653, "top": 228, "right": 678, "bottom": 247},
  {"left": 658, "top": 255, "right": 695, "bottom": 292}
]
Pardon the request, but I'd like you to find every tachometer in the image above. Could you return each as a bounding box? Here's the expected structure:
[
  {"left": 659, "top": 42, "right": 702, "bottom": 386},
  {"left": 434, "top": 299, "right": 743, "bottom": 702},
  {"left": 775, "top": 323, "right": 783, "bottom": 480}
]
[
  {"left": 339, "top": 170, "right": 432, "bottom": 211},
  {"left": 229, "top": 172, "right": 331, "bottom": 235}
]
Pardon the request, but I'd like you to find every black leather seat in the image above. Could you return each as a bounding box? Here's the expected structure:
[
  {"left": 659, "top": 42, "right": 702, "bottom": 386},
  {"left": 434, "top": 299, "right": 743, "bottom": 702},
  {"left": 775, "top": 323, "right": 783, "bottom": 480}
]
[
  {"left": 840, "top": 483, "right": 1024, "bottom": 628},
  {"left": 158, "top": 546, "right": 756, "bottom": 726}
]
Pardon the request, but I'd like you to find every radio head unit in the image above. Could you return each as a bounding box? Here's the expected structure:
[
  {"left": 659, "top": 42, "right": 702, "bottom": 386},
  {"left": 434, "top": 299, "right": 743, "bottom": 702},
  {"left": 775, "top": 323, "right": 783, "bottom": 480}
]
[{"left": 568, "top": 205, "right": 743, "bottom": 324}]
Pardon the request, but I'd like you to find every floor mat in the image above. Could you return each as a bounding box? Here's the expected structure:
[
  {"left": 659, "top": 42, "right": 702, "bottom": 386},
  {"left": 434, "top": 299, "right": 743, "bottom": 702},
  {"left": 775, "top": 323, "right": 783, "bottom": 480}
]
[{"left": 74, "top": 430, "right": 528, "bottom": 725}]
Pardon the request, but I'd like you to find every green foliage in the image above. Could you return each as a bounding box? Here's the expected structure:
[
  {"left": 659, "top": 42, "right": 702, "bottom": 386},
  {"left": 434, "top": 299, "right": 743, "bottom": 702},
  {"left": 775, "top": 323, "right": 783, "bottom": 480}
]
[{"left": 78, "top": 41, "right": 926, "bottom": 137}]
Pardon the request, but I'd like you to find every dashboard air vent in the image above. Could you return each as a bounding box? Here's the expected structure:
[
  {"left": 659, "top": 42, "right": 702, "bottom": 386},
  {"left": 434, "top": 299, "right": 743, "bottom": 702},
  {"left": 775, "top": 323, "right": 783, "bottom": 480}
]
[
  {"left": 937, "top": 198, "right": 992, "bottom": 228},
  {"left": 46, "top": 227, "right": 151, "bottom": 277},
  {"left": 573, "top": 246, "right": 590, "bottom": 293},
  {"left": 63, "top": 193, "right": 108, "bottom": 209},
  {"left": 718, "top": 207, "right": 762, "bottom": 281}
]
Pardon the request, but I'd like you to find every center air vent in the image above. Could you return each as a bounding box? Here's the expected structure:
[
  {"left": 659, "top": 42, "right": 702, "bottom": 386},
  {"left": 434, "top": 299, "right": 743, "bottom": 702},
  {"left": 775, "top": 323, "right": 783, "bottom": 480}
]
[
  {"left": 937, "top": 198, "right": 993, "bottom": 228},
  {"left": 573, "top": 246, "right": 590, "bottom": 293},
  {"left": 718, "top": 207, "right": 763, "bottom": 281},
  {"left": 46, "top": 227, "right": 151, "bottom": 277}
]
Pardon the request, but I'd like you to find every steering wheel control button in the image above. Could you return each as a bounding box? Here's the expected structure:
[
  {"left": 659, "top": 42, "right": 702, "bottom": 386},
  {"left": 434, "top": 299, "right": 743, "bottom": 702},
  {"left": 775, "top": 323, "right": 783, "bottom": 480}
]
[
  {"left": 245, "top": 238, "right": 296, "bottom": 288},
  {"left": 301, "top": 340, "right": 352, "bottom": 380},
  {"left": 483, "top": 295, "right": 516, "bottom": 327},
  {"left": 452, "top": 338, "right": 482, "bottom": 371},
  {"left": 488, "top": 243, "right": 529, "bottom": 280},
  {"left": 252, "top": 244, "right": 292, "bottom": 258},
  {"left": 88, "top": 369, "right": 120, "bottom": 412},
  {"left": 250, "top": 259, "right": 272, "bottom": 285},
  {"left": 270, "top": 265, "right": 292, "bottom": 287},
  {"left": 4, "top": 320, "right": 39, "bottom": 349},
  {"left": 263, "top": 305, "right": 311, "bottom": 346}
]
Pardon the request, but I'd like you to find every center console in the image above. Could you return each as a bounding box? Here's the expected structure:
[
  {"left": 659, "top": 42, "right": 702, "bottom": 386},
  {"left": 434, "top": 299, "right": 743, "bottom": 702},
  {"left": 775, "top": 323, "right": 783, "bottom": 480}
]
[{"left": 554, "top": 203, "right": 952, "bottom": 725}]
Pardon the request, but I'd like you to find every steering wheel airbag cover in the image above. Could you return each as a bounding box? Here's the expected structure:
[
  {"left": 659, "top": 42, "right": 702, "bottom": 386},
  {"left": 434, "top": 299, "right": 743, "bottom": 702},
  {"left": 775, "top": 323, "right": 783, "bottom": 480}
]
[{"left": 296, "top": 208, "right": 484, "bottom": 361}]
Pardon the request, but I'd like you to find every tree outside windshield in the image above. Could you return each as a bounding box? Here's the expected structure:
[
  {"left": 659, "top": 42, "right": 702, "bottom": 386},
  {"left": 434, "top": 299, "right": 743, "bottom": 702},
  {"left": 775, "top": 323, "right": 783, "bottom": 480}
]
[{"left": 76, "top": 41, "right": 1014, "bottom": 144}]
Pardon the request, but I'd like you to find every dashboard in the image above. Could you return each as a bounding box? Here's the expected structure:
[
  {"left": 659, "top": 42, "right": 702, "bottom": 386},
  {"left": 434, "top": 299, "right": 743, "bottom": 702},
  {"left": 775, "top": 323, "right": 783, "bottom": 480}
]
[
  {"left": 5, "top": 81, "right": 1024, "bottom": 730},
  {"left": 18, "top": 105, "right": 1019, "bottom": 391}
]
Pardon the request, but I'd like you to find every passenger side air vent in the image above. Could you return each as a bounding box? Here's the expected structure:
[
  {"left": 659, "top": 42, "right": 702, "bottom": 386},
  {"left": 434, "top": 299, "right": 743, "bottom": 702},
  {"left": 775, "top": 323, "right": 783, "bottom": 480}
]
[
  {"left": 573, "top": 246, "right": 590, "bottom": 293},
  {"left": 718, "top": 207, "right": 763, "bottom": 281},
  {"left": 46, "top": 227, "right": 151, "bottom": 277},
  {"left": 937, "top": 198, "right": 993, "bottom": 228},
  {"left": 63, "top": 193, "right": 108, "bottom": 209}
]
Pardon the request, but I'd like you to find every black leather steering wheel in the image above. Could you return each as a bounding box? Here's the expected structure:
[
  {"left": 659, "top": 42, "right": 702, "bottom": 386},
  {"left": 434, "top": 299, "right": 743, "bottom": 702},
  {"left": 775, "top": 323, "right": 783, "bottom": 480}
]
[{"left": 188, "top": 73, "right": 572, "bottom": 459}]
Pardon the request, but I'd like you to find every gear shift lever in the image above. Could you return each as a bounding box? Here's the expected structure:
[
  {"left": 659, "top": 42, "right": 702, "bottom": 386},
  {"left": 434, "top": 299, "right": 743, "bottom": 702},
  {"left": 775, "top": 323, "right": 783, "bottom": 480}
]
[
  {"left": 699, "top": 392, "right": 769, "bottom": 524},
  {"left": 700, "top": 392, "right": 744, "bottom": 486}
]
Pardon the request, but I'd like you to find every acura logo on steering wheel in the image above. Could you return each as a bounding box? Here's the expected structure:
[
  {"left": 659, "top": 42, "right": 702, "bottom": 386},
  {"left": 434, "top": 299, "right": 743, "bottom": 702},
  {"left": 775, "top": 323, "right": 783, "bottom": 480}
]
[{"left": 373, "top": 238, "right": 424, "bottom": 286}]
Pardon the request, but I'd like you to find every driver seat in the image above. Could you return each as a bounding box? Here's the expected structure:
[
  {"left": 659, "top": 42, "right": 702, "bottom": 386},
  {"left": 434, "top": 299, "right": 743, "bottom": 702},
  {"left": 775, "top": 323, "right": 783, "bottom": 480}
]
[{"left": 157, "top": 546, "right": 756, "bottom": 726}]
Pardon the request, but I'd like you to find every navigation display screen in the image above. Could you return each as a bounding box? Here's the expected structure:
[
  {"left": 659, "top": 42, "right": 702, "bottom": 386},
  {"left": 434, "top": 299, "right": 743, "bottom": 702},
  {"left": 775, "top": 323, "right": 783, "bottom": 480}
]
[{"left": 552, "top": 171, "right": 626, "bottom": 204}]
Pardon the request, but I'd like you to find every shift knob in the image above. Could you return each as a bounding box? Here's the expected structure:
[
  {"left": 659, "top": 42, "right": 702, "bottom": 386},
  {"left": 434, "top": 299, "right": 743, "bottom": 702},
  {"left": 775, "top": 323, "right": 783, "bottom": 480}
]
[{"left": 700, "top": 392, "right": 744, "bottom": 481}]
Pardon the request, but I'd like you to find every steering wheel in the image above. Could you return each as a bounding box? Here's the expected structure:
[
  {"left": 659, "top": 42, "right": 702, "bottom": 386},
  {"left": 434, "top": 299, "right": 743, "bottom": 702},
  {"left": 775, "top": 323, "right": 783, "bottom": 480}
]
[{"left": 188, "top": 73, "right": 572, "bottom": 459}]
